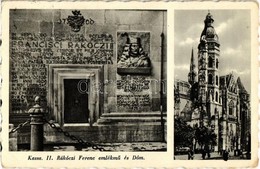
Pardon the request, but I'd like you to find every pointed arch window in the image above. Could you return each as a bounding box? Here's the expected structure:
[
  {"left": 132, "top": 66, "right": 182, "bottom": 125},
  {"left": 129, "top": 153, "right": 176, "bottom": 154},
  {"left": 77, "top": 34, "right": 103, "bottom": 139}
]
[
  {"left": 228, "top": 100, "right": 234, "bottom": 115},
  {"left": 215, "top": 92, "right": 218, "bottom": 102},
  {"left": 216, "top": 59, "right": 219, "bottom": 69},
  {"left": 208, "top": 57, "right": 213, "bottom": 68},
  {"left": 208, "top": 74, "right": 213, "bottom": 85},
  {"left": 216, "top": 75, "right": 218, "bottom": 86}
]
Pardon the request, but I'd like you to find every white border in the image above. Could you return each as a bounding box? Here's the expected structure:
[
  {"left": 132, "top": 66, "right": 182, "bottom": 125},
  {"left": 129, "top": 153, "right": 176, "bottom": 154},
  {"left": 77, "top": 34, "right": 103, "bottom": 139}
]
[{"left": 1, "top": 1, "right": 258, "bottom": 168}]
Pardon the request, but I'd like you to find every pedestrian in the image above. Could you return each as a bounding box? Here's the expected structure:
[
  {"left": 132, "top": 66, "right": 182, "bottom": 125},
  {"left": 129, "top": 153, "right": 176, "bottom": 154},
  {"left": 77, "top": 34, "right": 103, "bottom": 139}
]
[
  {"left": 188, "top": 148, "right": 194, "bottom": 160},
  {"left": 190, "top": 148, "right": 194, "bottom": 160},
  {"left": 205, "top": 144, "right": 210, "bottom": 159},
  {"left": 202, "top": 149, "right": 206, "bottom": 159},
  {"left": 223, "top": 150, "right": 229, "bottom": 161},
  {"left": 207, "top": 149, "right": 211, "bottom": 158}
]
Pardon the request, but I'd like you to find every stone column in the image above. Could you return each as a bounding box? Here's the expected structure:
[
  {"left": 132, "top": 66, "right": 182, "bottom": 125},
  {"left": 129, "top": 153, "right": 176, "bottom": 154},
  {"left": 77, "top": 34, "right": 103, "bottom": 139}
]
[
  {"left": 9, "top": 124, "right": 17, "bottom": 151},
  {"left": 222, "top": 114, "right": 227, "bottom": 151},
  {"left": 214, "top": 113, "right": 219, "bottom": 152},
  {"left": 237, "top": 134, "right": 241, "bottom": 155}
]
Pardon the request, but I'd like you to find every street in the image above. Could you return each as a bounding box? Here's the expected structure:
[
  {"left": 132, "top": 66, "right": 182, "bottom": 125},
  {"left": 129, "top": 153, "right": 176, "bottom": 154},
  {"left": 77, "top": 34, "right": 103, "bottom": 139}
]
[{"left": 175, "top": 152, "right": 244, "bottom": 160}]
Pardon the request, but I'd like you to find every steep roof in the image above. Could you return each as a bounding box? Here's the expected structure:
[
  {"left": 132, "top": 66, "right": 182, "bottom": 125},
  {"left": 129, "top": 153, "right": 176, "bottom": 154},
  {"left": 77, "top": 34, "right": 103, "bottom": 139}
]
[
  {"left": 225, "top": 73, "right": 234, "bottom": 88},
  {"left": 220, "top": 73, "right": 249, "bottom": 94},
  {"left": 237, "top": 77, "right": 248, "bottom": 94},
  {"left": 220, "top": 73, "right": 235, "bottom": 87}
]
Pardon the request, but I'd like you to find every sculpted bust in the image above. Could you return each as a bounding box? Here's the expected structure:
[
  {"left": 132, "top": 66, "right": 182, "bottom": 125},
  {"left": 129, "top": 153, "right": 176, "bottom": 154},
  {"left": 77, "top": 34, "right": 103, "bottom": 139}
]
[{"left": 118, "top": 36, "right": 151, "bottom": 68}]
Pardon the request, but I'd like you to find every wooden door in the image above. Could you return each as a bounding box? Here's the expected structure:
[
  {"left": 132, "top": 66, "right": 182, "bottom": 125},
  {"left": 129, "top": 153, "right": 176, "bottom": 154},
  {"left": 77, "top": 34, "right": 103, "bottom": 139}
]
[{"left": 64, "top": 79, "right": 89, "bottom": 123}]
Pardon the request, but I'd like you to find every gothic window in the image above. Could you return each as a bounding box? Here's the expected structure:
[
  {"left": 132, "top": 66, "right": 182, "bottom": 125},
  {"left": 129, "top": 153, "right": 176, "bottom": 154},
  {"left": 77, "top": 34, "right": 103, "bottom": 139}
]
[
  {"left": 208, "top": 57, "right": 213, "bottom": 68},
  {"left": 216, "top": 75, "right": 218, "bottom": 86},
  {"left": 215, "top": 92, "right": 218, "bottom": 102},
  {"left": 208, "top": 74, "right": 213, "bottom": 85},
  {"left": 216, "top": 59, "right": 219, "bottom": 69},
  {"left": 229, "top": 100, "right": 234, "bottom": 115}
]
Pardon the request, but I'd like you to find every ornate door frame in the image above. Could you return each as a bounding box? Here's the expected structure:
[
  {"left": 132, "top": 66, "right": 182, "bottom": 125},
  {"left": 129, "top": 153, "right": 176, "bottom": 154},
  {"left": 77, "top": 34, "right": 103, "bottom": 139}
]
[{"left": 48, "top": 64, "right": 104, "bottom": 126}]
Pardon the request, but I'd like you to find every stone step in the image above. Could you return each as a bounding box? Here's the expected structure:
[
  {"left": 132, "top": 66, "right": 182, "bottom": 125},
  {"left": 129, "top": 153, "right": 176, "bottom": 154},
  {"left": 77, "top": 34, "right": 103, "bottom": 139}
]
[
  {"left": 100, "top": 112, "right": 166, "bottom": 118},
  {"left": 97, "top": 112, "right": 166, "bottom": 125},
  {"left": 98, "top": 117, "right": 166, "bottom": 121}
]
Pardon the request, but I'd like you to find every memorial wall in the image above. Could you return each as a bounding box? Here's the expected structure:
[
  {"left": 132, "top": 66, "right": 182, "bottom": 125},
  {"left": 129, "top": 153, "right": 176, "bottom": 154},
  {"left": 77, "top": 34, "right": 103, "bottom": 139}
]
[{"left": 9, "top": 9, "right": 167, "bottom": 116}]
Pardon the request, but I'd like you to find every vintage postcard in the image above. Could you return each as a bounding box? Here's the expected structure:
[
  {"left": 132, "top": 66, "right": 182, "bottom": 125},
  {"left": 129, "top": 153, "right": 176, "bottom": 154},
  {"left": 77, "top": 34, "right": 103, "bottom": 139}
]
[{"left": 1, "top": 1, "right": 258, "bottom": 168}]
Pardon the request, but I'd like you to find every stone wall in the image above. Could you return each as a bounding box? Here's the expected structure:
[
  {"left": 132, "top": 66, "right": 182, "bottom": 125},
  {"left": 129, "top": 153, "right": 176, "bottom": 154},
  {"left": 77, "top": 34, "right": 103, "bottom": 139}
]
[
  {"left": 10, "top": 9, "right": 167, "bottom": 113},
  {"left": 9, "top": 9, "right": 168, "bottom": 146},
  {"left": 9, "top": 9, "right": 167, "bottom": 118}
]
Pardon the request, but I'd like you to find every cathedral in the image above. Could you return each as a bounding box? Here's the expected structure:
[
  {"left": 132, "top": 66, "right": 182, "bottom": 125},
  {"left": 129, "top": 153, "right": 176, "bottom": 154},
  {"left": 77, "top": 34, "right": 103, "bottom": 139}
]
[{"left": 174, "top": 12, "right": 251, "bottom": 154}]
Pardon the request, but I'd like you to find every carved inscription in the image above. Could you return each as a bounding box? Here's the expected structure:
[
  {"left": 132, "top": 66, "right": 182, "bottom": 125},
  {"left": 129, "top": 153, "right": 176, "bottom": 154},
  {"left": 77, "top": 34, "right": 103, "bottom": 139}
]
[
  {"left": 117, "top": 95, "right": 151, "bottom": 111},
  {"left": 11, "top": 33, "right": 113, "bottom": 64},
  {"left": 117, "top": 76, "right": 150, "bottom": 92},
  {"left": 10, "top": 32, "right": 114, "bottom": 111}
]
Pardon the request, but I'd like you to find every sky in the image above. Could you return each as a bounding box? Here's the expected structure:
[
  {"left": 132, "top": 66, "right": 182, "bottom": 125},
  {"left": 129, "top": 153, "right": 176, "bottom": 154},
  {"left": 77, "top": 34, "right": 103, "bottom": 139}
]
[{"left": 174, "top": 10, "right": 251, "bottom": 93}]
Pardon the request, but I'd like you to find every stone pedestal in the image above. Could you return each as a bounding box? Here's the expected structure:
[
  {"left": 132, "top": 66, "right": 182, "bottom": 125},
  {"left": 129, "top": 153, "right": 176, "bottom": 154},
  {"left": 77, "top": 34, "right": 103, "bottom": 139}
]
[
  {"left": 28, "top": 96, "right": 44, "bottom": 151},
  {"left": 9, "top": 124, "right": 17, "bottom": 151}
]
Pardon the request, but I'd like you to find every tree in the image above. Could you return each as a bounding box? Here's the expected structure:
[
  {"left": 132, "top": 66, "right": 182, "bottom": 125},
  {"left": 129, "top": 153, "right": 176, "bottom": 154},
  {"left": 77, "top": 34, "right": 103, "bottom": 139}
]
[
  {"left": 174, "top": 117, "right": 194, "bottom": 149},
  {"left": 194, "top": 125, "right": 217, "bottom": 158}
]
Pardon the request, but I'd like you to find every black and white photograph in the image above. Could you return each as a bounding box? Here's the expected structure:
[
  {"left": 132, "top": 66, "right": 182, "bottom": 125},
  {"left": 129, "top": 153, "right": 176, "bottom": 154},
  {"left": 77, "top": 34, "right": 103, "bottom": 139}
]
[
  {"left": 8, "top": 9, "right": 167, "bottom": 152},
  {"left": 2, "top": 1, "right": 258, "bottom": 168},
  {"left": 174, "top": 10, "right": 252, "bottom": 160}
]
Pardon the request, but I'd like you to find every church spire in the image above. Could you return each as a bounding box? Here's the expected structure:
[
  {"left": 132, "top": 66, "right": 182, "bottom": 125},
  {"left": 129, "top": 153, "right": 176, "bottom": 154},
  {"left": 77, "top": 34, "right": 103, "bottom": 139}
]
[{"left": 188, "top": 48, "right": 197, "bottom": 85}]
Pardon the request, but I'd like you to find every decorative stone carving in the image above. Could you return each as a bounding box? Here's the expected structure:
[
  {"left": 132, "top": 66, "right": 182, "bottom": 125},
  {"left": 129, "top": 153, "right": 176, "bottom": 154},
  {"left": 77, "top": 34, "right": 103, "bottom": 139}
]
[
  {"left": 67, "top": 10, "right": 85, "bottom": 32},
  {"left": 198, "top": 70, "right": 206, "bottom": 84},
  {"left": 117, "top": 32, "right": 151, "bottom": 75}
]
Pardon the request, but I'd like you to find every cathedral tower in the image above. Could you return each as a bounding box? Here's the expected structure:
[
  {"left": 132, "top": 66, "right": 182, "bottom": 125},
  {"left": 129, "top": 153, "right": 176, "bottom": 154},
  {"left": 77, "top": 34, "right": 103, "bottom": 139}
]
[
  {"left": 188, "top": 48, "right": 197, "bottom": 85},
  {"left": 198, "top": 12, "right": 220, "bottom": 120}
]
